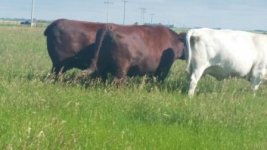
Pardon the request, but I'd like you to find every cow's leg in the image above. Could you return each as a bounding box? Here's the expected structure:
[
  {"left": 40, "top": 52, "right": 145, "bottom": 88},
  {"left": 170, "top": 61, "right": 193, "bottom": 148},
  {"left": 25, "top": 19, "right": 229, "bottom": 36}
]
[
  {"left": 113, "top": 61, "right": 130, "bottom": 85},
  {"left": 250, "top": 76, "right": 262, "bottom": 97},
  {"left": 47, "top": 66, "right": 57, "bottom": 80},
  {"left": 114, "top": 69, "right": 127, "bottom": 84},
  {"left": 156, "top": 48, "right": 175, "bottom": 82},
  {"left": 251, "top": 76, "right": 262, "bottom": 91},
  {"left": 48, "top": 64, "right": 66, "bottom": 81},
  {"left": 188, "top": 67, "right": 206, "bottom": 97},
  {"left": 156, "top": 65, "right": 172, "bottom": 82},
  {"left": 250, "top": 68, "right": 265, "bottom": 93},
  {"left": 50, "top": 64, "right": 63, "bottom": 76},
  {"left": 51, "top": 66, "right": 56, "bottom": 74}
]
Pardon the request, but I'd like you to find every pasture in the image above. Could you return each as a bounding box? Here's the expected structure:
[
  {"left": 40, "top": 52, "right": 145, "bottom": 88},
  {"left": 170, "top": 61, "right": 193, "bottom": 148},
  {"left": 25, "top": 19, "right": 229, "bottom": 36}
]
[{"left": 0, "top": 26, "right": 267, "bottom": 149}]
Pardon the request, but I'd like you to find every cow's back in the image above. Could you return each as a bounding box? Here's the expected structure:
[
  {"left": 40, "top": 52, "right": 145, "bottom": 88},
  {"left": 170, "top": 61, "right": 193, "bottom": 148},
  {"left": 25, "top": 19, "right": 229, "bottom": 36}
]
[{"left": 112, "top": 25, "right": 184, "bottom": 65}]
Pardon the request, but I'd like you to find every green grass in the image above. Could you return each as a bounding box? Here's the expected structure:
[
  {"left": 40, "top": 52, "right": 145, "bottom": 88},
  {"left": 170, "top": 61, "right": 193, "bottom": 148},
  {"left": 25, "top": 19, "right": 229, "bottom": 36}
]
[{"left": 0, "top": 26, "right": 267, "bottom": 149}]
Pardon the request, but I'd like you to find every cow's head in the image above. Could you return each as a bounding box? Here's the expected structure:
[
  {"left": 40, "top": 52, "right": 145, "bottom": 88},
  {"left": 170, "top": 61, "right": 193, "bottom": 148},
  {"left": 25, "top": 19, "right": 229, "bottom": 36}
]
[{"left": 177, "top": 32, "right": 187, "bottom": 60}]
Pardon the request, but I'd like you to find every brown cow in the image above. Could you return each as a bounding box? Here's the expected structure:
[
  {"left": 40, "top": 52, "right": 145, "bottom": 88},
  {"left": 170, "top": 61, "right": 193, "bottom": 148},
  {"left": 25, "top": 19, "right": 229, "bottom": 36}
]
[
  {"left": 80, "top": 24, "right": 186, "bottom": 81},
  {"left": 44, "top": 19, "right": 116, "bottom": 75}
]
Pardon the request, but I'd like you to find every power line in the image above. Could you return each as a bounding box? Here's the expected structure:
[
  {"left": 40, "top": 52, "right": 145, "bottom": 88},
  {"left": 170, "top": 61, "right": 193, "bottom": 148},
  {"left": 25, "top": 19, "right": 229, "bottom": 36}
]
[
  {"left": 150, "top": 13, "right": 154, "bottom": 24},
  {"left": 122, "top": 0, "right": 128, "bottom": 24},
  {"left": 140, "top": 8, "right": 146, "bottom": 24},
  {"left": 104, "top": 0, "right": 113, "bottom": 23}
]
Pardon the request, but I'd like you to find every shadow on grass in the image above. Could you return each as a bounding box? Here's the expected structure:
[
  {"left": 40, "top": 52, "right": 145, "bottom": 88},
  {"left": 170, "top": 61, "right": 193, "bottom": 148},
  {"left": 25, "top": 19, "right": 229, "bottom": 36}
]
[
  {"left": 19, "top": 69, "right": 191, "bottom": 95},
  {"left": 20, "top": 69, "right": 260, "bottom": 97}
]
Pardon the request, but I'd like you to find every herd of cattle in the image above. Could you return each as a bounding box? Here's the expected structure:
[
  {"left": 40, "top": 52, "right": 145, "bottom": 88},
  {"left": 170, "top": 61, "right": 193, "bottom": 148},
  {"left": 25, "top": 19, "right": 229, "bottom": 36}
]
[{"left": 44, "top": 19, "right": 267, "bottom": 96}]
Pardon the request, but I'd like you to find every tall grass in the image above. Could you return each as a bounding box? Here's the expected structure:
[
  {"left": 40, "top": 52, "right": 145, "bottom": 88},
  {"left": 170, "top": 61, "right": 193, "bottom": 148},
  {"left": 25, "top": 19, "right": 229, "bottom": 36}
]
[{"left": 0, "top": 26, "right": 267, "bottom": 149}]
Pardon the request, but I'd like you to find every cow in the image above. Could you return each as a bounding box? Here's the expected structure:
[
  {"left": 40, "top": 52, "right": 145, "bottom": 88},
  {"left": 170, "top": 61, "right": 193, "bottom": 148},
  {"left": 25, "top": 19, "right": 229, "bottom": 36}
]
[
  {"left": 185, "top": 28, "right": 267, "bottom": 96},
  {"left": 44, "top": 19, "right": 116, "bottom": 75},
  {"left": 79, "top": 24, "right": 186, "bottom": 81}
]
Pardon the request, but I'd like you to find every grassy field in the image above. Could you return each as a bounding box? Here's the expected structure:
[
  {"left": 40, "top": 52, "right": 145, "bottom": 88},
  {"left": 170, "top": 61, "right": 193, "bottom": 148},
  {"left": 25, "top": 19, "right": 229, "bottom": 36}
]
[{"left": 0, "top": 26, "right": 267, "bottom": 149}]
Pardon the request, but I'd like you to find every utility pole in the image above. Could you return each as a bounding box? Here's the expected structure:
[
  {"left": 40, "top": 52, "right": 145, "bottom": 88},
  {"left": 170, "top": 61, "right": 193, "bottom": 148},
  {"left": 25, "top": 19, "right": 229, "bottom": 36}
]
[
  {"left": 30, "top": 0, "right": 35, "bottom": 27},
  {"left": 140, "top": 8, "right": 146, "bottom": 24},
  {"left": 150, "top": 13, "right": 154, "bottom": 24},
  {"left": 122, "top": 0, "right": 128, "bottom": 24},
  {"left": 104, "top": 0, "right": 113, "bottom": 23}
]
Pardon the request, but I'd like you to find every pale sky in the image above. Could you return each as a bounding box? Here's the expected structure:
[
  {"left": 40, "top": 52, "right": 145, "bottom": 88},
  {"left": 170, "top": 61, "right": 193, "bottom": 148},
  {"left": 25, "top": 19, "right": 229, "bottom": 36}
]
[{"left": 1, "top": 0, "right": 267, "bottom": 30}]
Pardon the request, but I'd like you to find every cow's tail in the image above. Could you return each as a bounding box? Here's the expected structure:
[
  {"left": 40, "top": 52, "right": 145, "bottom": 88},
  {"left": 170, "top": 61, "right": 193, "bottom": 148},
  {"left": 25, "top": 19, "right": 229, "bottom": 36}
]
[
  {"left": 185, "top": 29, "right": 193, "bottom": 73},
  {"left": 94, "top": 24, "right": 115, "bottom": 57},
  {"left": 94, "top": 26, "right": 109, "bottom": 58},
  {"left": 89, "top": 25, "right": 110, "bottom": 72}
]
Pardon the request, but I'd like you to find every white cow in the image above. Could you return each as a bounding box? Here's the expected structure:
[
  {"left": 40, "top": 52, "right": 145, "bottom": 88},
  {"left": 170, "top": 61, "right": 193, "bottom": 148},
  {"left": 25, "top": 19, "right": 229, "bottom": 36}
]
[{"left": 185, "top": 28, "right": 267, "bottom": 96}]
